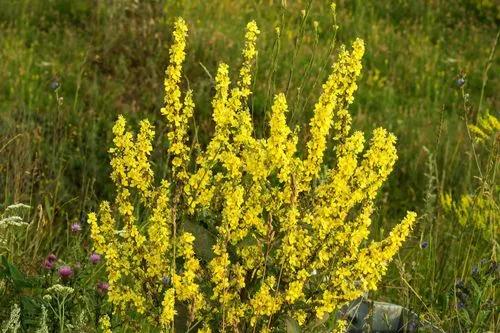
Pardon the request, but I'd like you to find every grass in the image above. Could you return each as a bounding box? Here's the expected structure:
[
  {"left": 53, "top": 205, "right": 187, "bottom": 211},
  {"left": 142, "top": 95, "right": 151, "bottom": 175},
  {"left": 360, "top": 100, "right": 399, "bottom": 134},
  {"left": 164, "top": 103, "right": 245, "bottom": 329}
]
[{"left": 0, "top": 0, "right": 498, "bottom": 331}]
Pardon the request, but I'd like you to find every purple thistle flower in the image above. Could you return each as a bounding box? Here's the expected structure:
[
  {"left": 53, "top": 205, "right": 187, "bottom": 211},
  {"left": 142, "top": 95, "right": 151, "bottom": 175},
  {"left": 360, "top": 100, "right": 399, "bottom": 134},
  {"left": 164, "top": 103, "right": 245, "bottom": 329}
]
[
  {"left": 43, "top": 259, "right": 54, "bottom": 270},
  {"left": 47, "top": 253, "right": 57, "bottom": 263},
  {"left": 43, "top": 253, "right": 58, "bottom": 270},
  {"left": 97, "top": 281, "right": 110, "bottom": 295},
  {"left": 71, "top": 223, "right": 82, "bottom": 233},
  {"left": 89, "top": 253, "right": 101, "bottom": 265},
  {"left": 58, "top": 266, "right": 73, "bottom": 279}
]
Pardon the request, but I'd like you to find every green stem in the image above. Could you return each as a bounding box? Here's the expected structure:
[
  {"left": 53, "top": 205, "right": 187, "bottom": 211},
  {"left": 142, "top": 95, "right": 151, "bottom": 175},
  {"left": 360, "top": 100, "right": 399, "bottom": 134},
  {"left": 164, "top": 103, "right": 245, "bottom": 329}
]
[{"left": 477, "top": 30, "right": 499, "bottom": 118}]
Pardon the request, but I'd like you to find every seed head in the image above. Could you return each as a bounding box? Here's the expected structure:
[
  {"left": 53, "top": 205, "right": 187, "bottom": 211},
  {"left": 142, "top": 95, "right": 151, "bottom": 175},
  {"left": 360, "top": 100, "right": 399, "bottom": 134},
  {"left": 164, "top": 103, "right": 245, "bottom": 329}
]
[{"left": 50, "top": 80, "right": 60, "bottom": 91}]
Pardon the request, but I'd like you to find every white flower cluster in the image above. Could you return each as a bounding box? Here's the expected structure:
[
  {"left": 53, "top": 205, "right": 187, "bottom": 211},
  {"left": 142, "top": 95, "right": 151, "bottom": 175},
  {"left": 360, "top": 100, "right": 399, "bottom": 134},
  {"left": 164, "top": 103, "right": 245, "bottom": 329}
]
[{"left": 46, "top": 284, "right": 75, "bottom": 297}]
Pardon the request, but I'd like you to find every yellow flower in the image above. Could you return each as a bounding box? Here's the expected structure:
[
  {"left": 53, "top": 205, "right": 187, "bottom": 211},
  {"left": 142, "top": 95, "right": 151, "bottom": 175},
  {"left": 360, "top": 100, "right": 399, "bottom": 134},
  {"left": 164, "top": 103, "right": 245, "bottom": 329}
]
[
  {"left": 98, "top": 314, "right": 112, "bottom": 333},
  {"left": 160, "top": 288, "right": 176, "bottom": 329},
  {"left": 89, "top": 16, "right": 416, "bottom": 330},
  {"left": 236, "top": 21, "right": 260, "bottom": 100},
  {"left": 301, "top": 39, "right": 365, "bottom": 188},
  {"left": 144, "top": 180, "right": 172, "bottom": 279},
  {"left": 109, "top": 116, "right": 155, "bottom": 203},
  {"left": 267, "top": 93, "right": 297, "bottom": 183},
  {"left": 250, "top": 276, "right": 282, "bottom": 325},
  {"left": 285, "top": 269, "right": 309, "bottom": 304},
  {"left": 333, "top": 319, "right": 348, "bottom": 333},
  {"left": 161, "top": 17, "right": 192, "bottom": 182},
  {"left": 468, "top": 112, "right": 499, "bottom": 143},
  {"left": 442, "top": 191, "right": 498, "bottom": 239}
]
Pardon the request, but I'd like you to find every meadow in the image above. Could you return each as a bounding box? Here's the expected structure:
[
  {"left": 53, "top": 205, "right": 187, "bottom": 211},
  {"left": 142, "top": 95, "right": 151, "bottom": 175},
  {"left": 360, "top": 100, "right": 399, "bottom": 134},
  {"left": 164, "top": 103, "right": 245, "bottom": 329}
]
[{"left": 0, "top": 0, "right": 498, "bottom": 332}]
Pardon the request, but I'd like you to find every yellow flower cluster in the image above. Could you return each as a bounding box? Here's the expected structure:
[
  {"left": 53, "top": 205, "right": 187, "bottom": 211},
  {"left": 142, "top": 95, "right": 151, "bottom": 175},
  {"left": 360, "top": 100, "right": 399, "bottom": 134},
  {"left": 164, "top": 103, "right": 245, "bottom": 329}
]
[
  {"left": 332, "top": 319, "right": 348, "bottom": 333},
  {"left": 468, "top": 112, "right": 499, "bottom": 144},
  {"left": 98, "top": 314, "right": 112, "bottom": 333},
  {"left": 172, "top": 232, "right": 205, "bottom": 314},
  {"left": 109, "top": 115, "right": 155, "bottom": 205},
  {"left": 161, "top": 17, "right": 192, "bottom": 182},
  {"left": 302, "top": 39, "right": 364, "bottom": 187},
  {"left": 160, "top": 288, "right": 176, "bottom": 328},
  {"left": 441, "top": 112, "right": 499, "bottom": 240},
  {"left": 249, "top": 276, "right": 282, "bottom": 326},
  {"left": 441, "top": 192, "right": 498, "bottom": 239},
  {"left": 89, "top": 16, "right": 416, "bottom": 332}
]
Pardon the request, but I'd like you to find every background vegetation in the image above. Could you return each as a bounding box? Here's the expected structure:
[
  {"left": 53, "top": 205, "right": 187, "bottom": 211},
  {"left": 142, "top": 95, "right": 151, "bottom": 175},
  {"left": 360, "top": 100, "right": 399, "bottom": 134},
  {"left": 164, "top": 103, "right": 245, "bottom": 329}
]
[{"left": 0, "top": 0, "right": 498, "bottom": 331}]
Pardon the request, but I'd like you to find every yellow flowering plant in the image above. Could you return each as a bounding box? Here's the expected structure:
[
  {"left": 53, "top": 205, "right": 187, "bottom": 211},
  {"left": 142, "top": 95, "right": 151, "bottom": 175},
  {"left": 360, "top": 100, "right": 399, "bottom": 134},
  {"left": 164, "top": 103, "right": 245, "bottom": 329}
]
[
  {"left": 441, "top": 191, "right": 498, "bottom": 240},
  {"left": 88, "top": 16, "right": 416, "bottom": 332},
  {"left": 441, "top": 112, "right": 499, "bottom": 241}
]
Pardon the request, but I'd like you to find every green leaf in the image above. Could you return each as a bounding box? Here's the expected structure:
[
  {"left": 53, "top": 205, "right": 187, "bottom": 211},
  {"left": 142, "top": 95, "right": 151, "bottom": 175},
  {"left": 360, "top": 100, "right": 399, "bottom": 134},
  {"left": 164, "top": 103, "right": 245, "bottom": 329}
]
[
  {"left": 0, "top": 255, "right": 34, "bottom": 289},
  {"left": 285, "top": 316, "right": 301, "bottom": 333}
]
